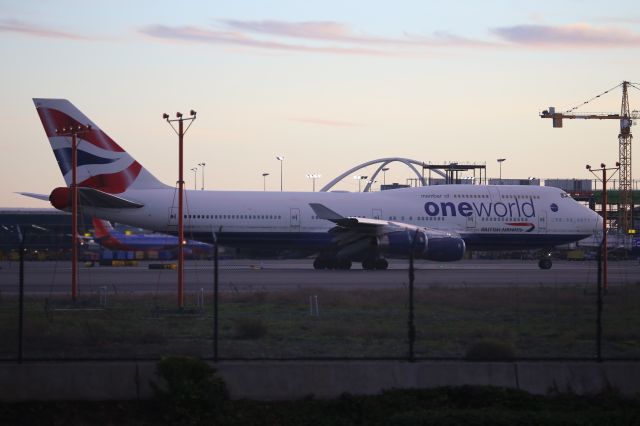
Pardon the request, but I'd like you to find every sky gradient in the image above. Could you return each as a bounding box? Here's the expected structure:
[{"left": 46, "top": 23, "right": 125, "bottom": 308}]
[{"left": 1, "top": 0, "right": 639, "bottom": 207}]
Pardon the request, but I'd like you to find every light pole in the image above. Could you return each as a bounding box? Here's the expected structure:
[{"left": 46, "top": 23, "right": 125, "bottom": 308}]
[
  {"left": 163, "top": 109, "right": 197, "bottom": 309},
  {"left": 198, "top": 162, "right": 206, "bottom": 190},
  {"left": 191, "top": 167, "right": 198, "bottom": 190},
  {"left": 353, "top": 175, "right": 368, "bottom": 192},
  {"left": 382, "top": 167, "right": 389, "bottom": 186},
  {"left": 586, "top": 162, "right": 619, "bottom": 292},
  {"left": 56, "top": 124, "right": 92, "bottom": 303},
  {"left": 497, "top": 158, "right": 506, "bottom": 184},
  {"left": 276, "top": 156, "right": 284, "bottom": 191},
  {"left": 586, "top": 161, "right": 619, "bottom": 362},
  {"left": 306, "top": 173, "right": 321, "bottom": 192},
  {"left": 262, "top": 172, "right": 269, "bottom": 191}
]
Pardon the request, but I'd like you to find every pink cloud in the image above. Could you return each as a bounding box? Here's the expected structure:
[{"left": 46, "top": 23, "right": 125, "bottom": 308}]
[
  {"left": 221, "top": 20, "right": 352, "bottom": 41},
  {"left": 492, "top": 23, "right": 640, "bottom": 48},
  {"left": 139, "top": 24, "right": 399, "bottom": 56},
  {"left": 221, "top": 19, "right": 496, "bottom": 48},
  {"left": 139, "top": 20, "right": 497, "bottom": 57},
  {"left": 0, "top": 18, "right": 89, "bottom": 40}
]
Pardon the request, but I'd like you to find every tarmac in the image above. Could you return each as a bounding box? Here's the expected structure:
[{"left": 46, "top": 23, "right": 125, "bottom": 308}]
[{"left": 1, "top": 258, "right": 638, "bottom": 295}]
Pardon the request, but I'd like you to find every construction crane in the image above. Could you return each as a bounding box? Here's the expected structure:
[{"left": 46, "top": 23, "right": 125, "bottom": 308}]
[{"left": 540, "top": 81, "right": 640, "bottom": 234}]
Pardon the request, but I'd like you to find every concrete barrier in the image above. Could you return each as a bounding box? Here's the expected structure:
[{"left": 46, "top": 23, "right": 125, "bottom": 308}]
[{"left": 0, "top": 361, "right": 638, "bottom": 401}]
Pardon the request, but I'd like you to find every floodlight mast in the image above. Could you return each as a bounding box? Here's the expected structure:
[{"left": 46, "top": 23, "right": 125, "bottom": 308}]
[
  {"left": 55, "top": 124, "right": 92, "bottom": 303},
  {"left": 164, "top": 109, "right": 197, "bottom": 309},
  {"left": 586, "top": 161, "right": 620, "bottom": 361},
  {"left": 586, "top": 162, "right": 620, "bottom": 292}
]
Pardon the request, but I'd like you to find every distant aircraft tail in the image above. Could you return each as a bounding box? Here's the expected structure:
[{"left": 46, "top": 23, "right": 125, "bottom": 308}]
[
  {"left": 33, "top": 98, "right": 168, "bottom": 194},
  {"left": 92, "top": 217, "right": 115, "bottom": 239}
]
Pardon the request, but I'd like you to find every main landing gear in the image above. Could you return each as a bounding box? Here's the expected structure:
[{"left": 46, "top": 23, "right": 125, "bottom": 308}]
[
  {"left": 313, "top": 254, "right": 389, "bottom": 270},
  {"left": 361, "top": 258, "right": 389, "bottom": 270},
  {"left": 313, "top": 255, "right": 352, "bottom": 270}
]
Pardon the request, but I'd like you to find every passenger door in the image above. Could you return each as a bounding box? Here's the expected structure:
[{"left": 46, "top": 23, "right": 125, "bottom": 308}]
[
  {"left": 538, "top": 210, "right": 547, "bottom": 232},
  {"left": 167, "top": 207, "right": 178, "bottom": 231},
  {"left": 290, "top": 208, "right": 301, "bottom": 230}
]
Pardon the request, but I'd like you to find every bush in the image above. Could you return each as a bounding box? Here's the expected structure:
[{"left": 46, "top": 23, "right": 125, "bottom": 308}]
[
  {"left": 465, "top": 340, "right": 516, "bottom": 361},
  {"left": 152, "top": 356, "right": 229, "bottom": 425}
]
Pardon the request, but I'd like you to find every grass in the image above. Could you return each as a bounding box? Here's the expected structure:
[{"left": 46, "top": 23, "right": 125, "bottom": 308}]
[{"left": 1, "top": 285, "right": 639, "bottom": 360}]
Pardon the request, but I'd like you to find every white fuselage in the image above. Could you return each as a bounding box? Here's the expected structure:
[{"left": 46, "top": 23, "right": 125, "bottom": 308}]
[{"left": 83, "top": 184, "right": 601, "bottom": 252}]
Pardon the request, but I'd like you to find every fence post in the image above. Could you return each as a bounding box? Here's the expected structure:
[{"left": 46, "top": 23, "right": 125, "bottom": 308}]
[
  {"left": 408, "top": 230, "right": 417, "bottom": 362},
  {"left": 596, "top": 241, "right": 603, "bottom": 362},
  {"left": 213, "top": 229, "right": 220, "bottom": 362},
  {"left": 17, "top": 226, "right": 25, "bottom": 364}
]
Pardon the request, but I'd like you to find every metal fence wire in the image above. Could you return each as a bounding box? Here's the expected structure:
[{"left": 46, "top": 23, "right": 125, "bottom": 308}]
[{"left": 1, "top": 253, "right": 639, "bottom": 362}]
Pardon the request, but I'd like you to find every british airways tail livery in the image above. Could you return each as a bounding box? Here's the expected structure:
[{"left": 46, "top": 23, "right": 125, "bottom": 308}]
[
  {"left": 32, "top": 98, "right": 602, "bottom": 270},
  {"left": 92, "top": 218, "right": 213, "bottom": 254}
]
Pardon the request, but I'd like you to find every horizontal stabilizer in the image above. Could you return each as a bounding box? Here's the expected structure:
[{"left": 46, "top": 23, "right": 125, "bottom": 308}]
[
  {"left": 17, "top": 192, "right": 50, "bottom": 201},
  {"left": 47, "top": 186, "right": 144, "bottom": 209},
  {"left": 78, "top": 187, "right": 144, "bottom": 209}
]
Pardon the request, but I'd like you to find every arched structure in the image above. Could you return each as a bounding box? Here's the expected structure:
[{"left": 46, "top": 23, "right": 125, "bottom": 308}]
[{"left": 319, "top": 157, "right": 447, "bottom": 192}]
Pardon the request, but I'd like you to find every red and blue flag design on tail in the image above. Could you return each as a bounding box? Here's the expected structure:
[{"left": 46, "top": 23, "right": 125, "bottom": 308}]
[{"left": 34, "top": 99, "right": 166, "bottom": 194}]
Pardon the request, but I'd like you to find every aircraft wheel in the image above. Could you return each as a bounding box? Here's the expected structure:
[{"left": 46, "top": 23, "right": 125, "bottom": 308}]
[
  {"left": 362, "top": 259, "right": 375, "bottom": 270},
  {"left": 538, "top": 259, "right": 552, "bottom": 270},
  {"left": 375, "top": 258, "right": 389, "bottom": 270},
  {"left": 313, "top": 257, "right": 326, "bottom": 270},
  {"left": 337, "top": 259, "right": 352, "bottom": 270}
]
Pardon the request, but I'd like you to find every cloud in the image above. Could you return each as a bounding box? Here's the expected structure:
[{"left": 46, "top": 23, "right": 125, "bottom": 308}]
[
  {"left": 289, "top": 117, "right": 362, "bottom": 127},
  {"left": 139, "top": 20, "right": 496, "bottom": 57},
  {"left": 492, "top": 23, "right": 640, "bottom": 48},
  {"left": 0, "top": 18, "right": 89, "bottom": 40},
  {"left": 220, "top": 19, "right": 495, "bottom": 48},
  {"left": 139, "top": 24, "right": 398, "bottom": 56},
  {"left": 593, "top": 17, "right": 640, "bottom": 25}
]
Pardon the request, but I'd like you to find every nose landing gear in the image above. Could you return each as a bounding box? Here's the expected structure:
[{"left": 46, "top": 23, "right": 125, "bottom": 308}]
[
  {"left": 538, "top": 251, "right": 553, "bottom": 269},
  {"left": 538, "top": 258, "right": 553, "bottom": 269}
]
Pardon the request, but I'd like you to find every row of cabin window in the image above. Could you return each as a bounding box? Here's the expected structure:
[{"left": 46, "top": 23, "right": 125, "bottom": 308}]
[
  {"left": 171, "top": 214, "right": 282, "bottom": 220},
  {"left": 450, "top": 194, "right": 542, "bottom": 200},
  {"left": 553, "top": 217, "right": 591, "bottom": 223}
]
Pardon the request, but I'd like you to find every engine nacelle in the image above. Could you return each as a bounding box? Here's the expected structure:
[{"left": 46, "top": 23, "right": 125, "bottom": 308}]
[
  {"left": 49, "top": 187, "right": 71, "bottom": 210},
  {"left": 377, "top": 231, "right": 428, "bottom": 256},
  {"left": 423, "top": 236, "right": 466, "bottom": 262},
  {"left": 377, "top": 231, "right": 465, "bottom": 262}
]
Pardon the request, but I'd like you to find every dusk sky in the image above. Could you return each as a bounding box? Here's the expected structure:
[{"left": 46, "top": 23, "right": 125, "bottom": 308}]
[{"left": 1, "top": 0, "right": 639, "bottom": 207}]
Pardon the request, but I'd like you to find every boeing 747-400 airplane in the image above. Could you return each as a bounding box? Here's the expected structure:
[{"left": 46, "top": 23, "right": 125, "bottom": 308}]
[{"left": 27, "top": 99, "right": 602, "bottom": 270}]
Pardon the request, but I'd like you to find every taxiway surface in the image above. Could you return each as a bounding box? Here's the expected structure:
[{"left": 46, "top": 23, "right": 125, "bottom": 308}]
[{"left": 1, "top": 259, "right": 638, "bottom": 295}]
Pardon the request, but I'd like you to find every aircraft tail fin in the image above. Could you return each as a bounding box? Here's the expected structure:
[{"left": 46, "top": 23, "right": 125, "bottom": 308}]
[
  {"left": 92, "top": 217, "right": 115, "bottom": 239},
  {"left": 33, "top": 98, "right": 169, "bottom": 194}
]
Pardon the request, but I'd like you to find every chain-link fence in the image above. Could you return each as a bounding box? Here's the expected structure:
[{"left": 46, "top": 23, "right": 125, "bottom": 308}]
[{"left": 2, "top": 256, "right": 639, "bottom": 362}]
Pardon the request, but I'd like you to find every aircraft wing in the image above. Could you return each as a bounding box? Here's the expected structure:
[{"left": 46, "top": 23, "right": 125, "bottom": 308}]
[
  {"left": 309, "top": 202, "right": 464, "bottom": 261},
  {"left": 310, "top": 203, "right": 403, "bottom": 234}
]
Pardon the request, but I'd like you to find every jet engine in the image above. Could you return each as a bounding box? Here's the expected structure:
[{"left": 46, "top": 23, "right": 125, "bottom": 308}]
[{"left": 376, "top": 230, "right": 465, "bottom": 261}]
